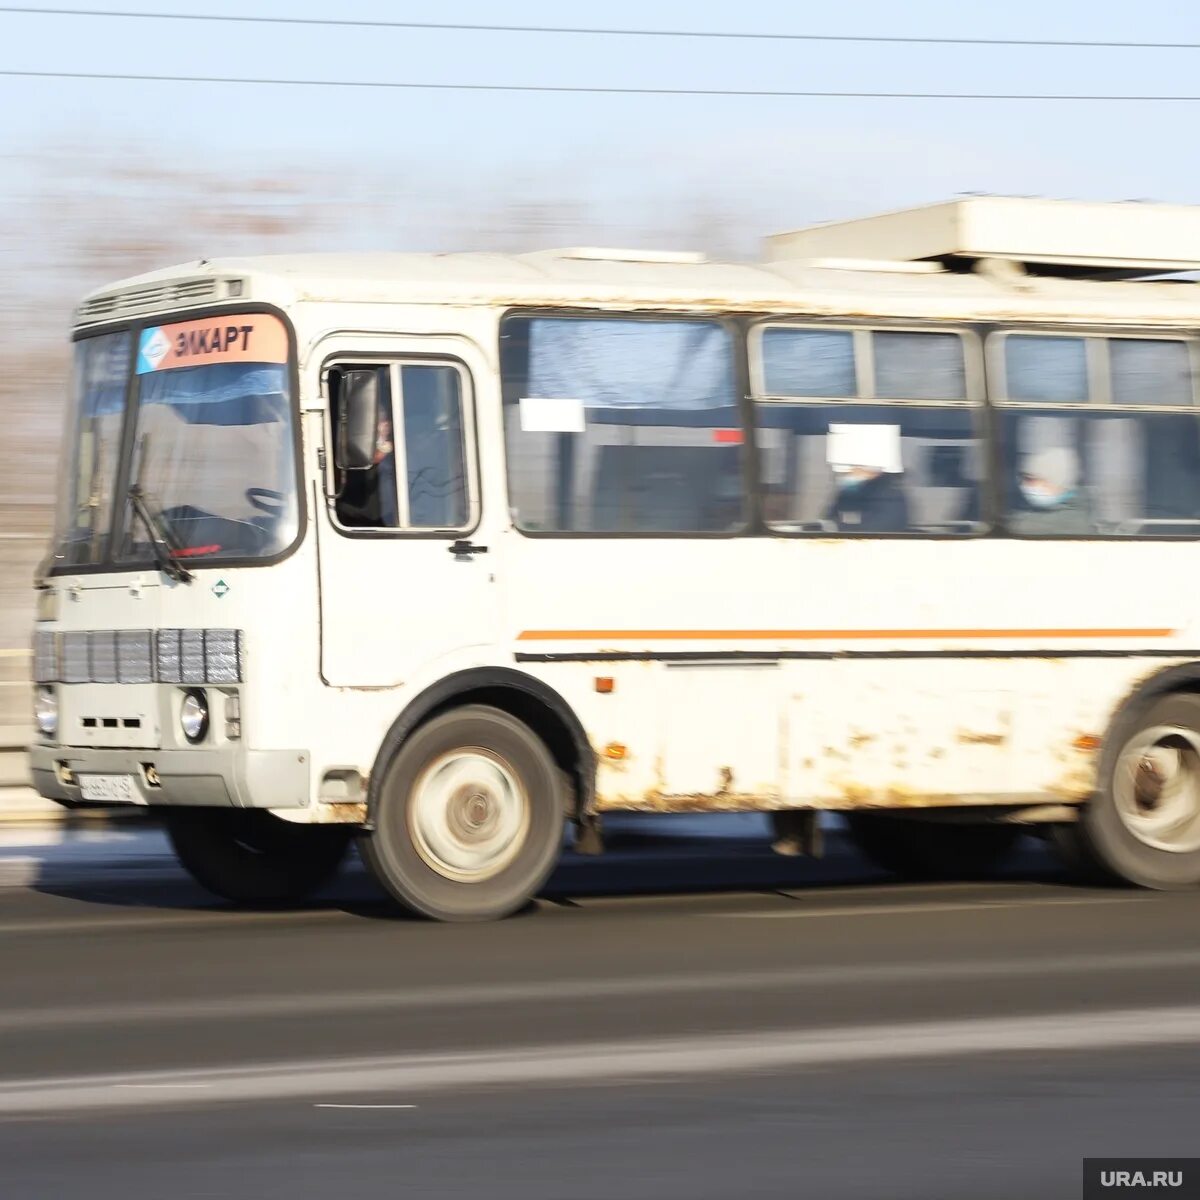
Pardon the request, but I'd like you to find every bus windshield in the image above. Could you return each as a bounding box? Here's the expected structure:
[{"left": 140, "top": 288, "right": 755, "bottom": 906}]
[
  {"left": 51, "top": 330, "right": 132, "bottom": 568},
  {"left": 120, "top": 359, "right": 298, "bottom": 564},
  {"left": 50, "top": 313, "right": 299, "bottom": 571}
]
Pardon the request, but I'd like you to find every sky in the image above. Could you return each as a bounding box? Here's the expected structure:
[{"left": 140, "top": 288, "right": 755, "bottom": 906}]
[{"left": 3, "top": 0, "right": 1200, "bottom": 255}]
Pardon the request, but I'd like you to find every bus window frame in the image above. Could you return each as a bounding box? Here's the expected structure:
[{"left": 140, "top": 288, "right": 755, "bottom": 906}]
[
  {"left": 746, "top": 316, "right": 989, "bottom": 540},
  {"left": 986, "top": 324, "right": 1200, "bottom": 541},
  {"left": 747, "top": 318, "right": 986, "bottom": 407},
  {"left": 48, "top": 302, "right": 306, "bottom": 579},
  {"left": 321, "top": 351, "right": 482, "bottom": 541},
  {"left": 986, "top": 326, "right": 1200, "bottom": 411},
  {"left": 498, "top": 307, "right": 753, "bottom": 541}
]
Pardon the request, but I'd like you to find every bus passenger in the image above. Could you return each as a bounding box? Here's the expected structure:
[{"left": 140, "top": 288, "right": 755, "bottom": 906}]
[
  {"left": 823, "top": 423, "right": 910, "bottom": 533},
  {"left": 1009, "top": 445, "right": 1091, "bottom": 535},
  {"left": 825, "top": 465, "right": 910, "bottom": 533}
]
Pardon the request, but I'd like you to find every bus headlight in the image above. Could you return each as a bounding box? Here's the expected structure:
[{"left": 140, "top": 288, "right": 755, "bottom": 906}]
[
  {"left": 34, "top": 685, "right": 57, "bottom": 738},
  {"left": 180, "top": 690, "right": 209, "bottom": 744}
]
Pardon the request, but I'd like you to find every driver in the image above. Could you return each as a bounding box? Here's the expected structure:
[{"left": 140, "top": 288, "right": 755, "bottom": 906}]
[{"left": 336, "top": 411, "right": 399, "bottom": 528}]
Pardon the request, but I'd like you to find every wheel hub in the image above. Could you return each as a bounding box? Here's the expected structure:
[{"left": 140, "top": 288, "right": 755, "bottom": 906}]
[
  {"left": 408, "top": 750, "right": 530, "bottom": 882},
  {"left": 1115, "top": 727, "right": 1200, "bottom": 853},
  {"left": 1134, "top": 755, "right": 1166, "bottom": 811}
]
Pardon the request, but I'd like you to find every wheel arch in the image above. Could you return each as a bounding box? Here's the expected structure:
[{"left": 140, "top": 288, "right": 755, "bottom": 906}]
[
  {"left": 366, "top": 667, "right": 595, "bottom": 826},
  {"left": 1098, "top": 661, "right": 1200, "bottom": 777}
]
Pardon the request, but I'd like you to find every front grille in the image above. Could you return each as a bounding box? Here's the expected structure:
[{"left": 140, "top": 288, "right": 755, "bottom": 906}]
[
  {"left": 90, "top": 631, "right": 118, "bottom": 683},
  {"left": 180, "top": 629, "right": 206, "bottom": 684},
  {"left": 202, "top": 629, "right": 241, "bottom": 683},
  {"left": 62, "top": 631, "right": 90, "bottom": 684},
  {"left": 116, "top": 630, "right": 154, "bottom": 684},
  {"left": 37, "top": 629, "right": 243, "bottom": 684},
  {"left": 32, "top": 629, "right": 58, "bottom": 683}
]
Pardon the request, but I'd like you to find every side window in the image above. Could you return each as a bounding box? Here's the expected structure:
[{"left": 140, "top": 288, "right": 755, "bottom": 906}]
[
  {"left": 328, "top": 361, "right": 472, "bottom": 532},
  {"left": 761, "top": 328, "right": 856, "bottom": 398},
  {"left": 1004, "top": 335, "right": 1088, "bottom": 403},
  {"left": 1110, "top": 338, "right": 1192, "bottom": 406},
  {"left": 994, "top": 332, "right": 1200, "bottom": 537},
  {"left": 753, "top": 324, "right": 983, "bottom": 536},
  {"left": 500, "top": 315, "right": 744, "bottom": 533}
]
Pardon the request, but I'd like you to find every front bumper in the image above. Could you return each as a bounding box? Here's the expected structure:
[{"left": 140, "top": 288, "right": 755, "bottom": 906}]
[{"left": 29, "top": 743, "right": 310, "bottom": 810}]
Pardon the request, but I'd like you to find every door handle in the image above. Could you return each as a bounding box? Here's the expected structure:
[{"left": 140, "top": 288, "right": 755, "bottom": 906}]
[{"left": 448, "top": 540, "right": 488, "bottom": 557}]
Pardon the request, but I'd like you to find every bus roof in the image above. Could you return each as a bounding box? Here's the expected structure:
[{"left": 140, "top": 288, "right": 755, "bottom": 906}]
[{"left": 74, "top": 198, "right": 1200, "bottom": 331}]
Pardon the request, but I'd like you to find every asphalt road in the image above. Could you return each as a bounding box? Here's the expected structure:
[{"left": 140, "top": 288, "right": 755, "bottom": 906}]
[{"left": 2, "top": 817, "right": 1200, "bottom": 1200}]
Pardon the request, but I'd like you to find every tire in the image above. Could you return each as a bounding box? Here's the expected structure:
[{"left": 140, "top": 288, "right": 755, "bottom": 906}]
[
  {"left": 844, "top": 811, "right": 1023, "bottom": 881},
  {"left": 163, "top": 808, "right": 351, "bottom": 905},
  {"left": 1053, "top": 692, "right": 1200, "bottom": 890},
  {"left": 360, "top": 705, "right": 565, "bottom": 921}
]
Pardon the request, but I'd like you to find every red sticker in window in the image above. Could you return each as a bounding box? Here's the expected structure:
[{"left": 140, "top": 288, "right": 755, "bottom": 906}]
[{"left": 713, "top": 429, "right": 743, "bottom": 444}]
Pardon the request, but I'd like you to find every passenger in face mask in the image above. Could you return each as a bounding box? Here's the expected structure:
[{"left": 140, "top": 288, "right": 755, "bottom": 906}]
[
  {"left": 824, "top": 462, "right": 910, "bottom": 533},
  {"left": 1009, "top": 445, "right": 1091, "bottom": 535}
]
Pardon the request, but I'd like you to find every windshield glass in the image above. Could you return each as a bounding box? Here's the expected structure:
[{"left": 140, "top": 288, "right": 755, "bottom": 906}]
[
  {"left": 119, "top": 314, "right": 298, "bottom": 564},
  {"left": 51, "top": 332, "right": 132, "bottom": 568}
]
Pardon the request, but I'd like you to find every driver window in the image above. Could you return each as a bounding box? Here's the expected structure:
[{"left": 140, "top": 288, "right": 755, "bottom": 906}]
[{"left": 328, "top": 361, "right": 472, "bottom": 532}]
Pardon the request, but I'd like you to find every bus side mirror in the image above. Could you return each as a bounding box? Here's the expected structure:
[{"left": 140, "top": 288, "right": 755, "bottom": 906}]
[{"left": 336, "top": 369, "right": 381, "bottom": 470}]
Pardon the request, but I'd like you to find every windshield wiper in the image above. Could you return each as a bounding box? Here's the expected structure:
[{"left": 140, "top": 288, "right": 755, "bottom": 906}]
[{"left": 127, "top": 485, "right": 194, "bottom": 584}]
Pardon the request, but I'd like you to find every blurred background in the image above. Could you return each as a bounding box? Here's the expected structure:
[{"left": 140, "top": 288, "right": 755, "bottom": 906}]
[
  {"left": 4, "top": 0, "right": 1200, "bottom": 675},
  {"left": 6, "top": 9, "right": 1200, "bottom": 1197}
]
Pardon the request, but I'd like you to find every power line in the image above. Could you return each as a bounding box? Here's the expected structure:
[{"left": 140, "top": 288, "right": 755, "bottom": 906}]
[
  {"left": 2, "top": 69, "right": 1200, "bottom": 100},
  {"left": 0, "top": 6, "right": 1196, "bottom": 51}
]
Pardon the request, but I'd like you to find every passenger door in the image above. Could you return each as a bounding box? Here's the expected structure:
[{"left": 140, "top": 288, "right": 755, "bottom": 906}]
[{"left": 312, "top": 336, "right": 500, "bottom": 688}]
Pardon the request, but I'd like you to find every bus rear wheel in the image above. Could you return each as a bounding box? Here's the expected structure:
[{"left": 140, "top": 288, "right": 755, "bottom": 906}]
[
  {"left": 1052, "top": 693, "right": 1200, "bottom": 890},
  {"left": 163, "top": 808, "right": 352, "bottom": 905},
  {"left": 843, "top": 811, "right": 1022, "bottom": 881},
  {"left": 360, "top": 705, "right": 565, "bottom": 921}
]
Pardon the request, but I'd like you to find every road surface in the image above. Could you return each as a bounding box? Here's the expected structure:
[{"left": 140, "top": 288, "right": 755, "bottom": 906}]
[{"left": 1, "top": 816, "right": 1198, "bottom": 1199}]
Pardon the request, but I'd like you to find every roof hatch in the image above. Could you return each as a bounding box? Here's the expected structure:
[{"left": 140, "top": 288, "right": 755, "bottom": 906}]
[{"left": 764, "top": 197, "right": 1200, "bottom": 278}]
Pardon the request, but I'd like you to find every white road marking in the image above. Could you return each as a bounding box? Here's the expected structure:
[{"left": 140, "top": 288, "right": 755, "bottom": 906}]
[
  {"left": 313, "top": 1104, "right": 418, "bottom": 1109},
  {"left": 2, "top": 1005, "right": 1200, "bottom": 1116}
]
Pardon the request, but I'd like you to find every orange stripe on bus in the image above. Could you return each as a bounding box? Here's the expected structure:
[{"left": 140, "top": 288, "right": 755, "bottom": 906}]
[{"left": 516, "top": 628, "right": 1175, "bottom": 642}]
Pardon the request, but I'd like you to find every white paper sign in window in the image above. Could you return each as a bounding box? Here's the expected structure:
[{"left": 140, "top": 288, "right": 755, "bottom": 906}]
[
  {"left": 519, "top": 396, "right": 586, "bottom": 434},
  {"left": 826, "top": 423, "right": 903, "bottom": 474}
]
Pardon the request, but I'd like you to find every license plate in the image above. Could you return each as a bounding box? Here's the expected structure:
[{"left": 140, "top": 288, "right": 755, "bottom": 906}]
[{"left": 77, "top": 774, "right": 143, "bottom": 804}]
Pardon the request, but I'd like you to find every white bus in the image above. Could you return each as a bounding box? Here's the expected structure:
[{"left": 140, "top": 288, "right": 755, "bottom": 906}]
[{"left": 28, "top": 196, "right": 1200, "bottom": 919}]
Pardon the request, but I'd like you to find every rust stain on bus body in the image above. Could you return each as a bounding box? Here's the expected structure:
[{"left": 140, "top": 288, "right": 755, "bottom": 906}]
[
  {"left": 308, "top": 801, "right": 368, "bottom": 824},
  {"left": 594, "top": 790, "right": 781, "bottom": 814},
  {"left": 955, "top": 730, "right": 1007, "bottom": 746},
  {"left": 1047, "top": 732, "right": 1104, "bottom": 802}
]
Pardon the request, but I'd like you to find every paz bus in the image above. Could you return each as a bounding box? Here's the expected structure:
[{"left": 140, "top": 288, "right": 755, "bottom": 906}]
[{"left": 28, "top": 196, "right": 1200, "bottom": 919}]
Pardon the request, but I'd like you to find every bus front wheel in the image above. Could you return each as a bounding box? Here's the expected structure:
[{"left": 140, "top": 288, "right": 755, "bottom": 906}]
[
  {"left": 843, "top": 811, "right": 1022, "bottom": 880},
  {"left": 1051, "top": 692, "right": 1200, "bottom": 890},
  {"left": 163, "top": 808, "right": 351, "bottom": 905},
  {"left": 360, "top": 705, "right": 565, "bottom": 921}
]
